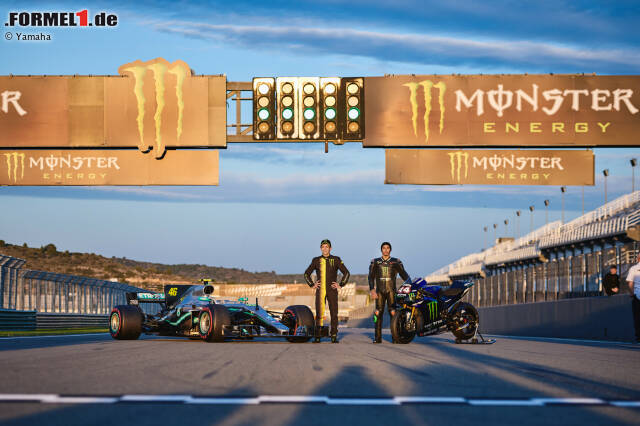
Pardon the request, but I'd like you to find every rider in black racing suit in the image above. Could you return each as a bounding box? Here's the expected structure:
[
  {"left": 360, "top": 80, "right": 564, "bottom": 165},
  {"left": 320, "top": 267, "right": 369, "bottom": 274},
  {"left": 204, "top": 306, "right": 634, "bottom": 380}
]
[{"left": 368, "top": 242, "right": 410, "bottom": 343}]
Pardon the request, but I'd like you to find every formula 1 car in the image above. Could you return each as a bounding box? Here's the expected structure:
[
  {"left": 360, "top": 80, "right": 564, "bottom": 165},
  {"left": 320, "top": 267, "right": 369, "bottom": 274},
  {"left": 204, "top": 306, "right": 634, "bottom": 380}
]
[
  {"left": 109, "top": 281, "right": 323, "bottom": 342},
  {"left": 390, "top": 278, "right": 484, "bottom": 344}
]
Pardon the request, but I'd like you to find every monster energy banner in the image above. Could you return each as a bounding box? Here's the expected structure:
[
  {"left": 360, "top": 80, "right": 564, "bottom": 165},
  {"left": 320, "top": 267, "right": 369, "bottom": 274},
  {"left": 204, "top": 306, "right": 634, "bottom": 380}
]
[
  {"left": 0, "top": 58, "right": 226, "bottom": 158},
  {"left": 385, "top": 149, "right": 594, "bottom": 186},
  {"left": 0, "top": 149, "right": 219, "bottom": 185},
  {"left": 364, "top": 75, "right": 640, "bottom": 147}
]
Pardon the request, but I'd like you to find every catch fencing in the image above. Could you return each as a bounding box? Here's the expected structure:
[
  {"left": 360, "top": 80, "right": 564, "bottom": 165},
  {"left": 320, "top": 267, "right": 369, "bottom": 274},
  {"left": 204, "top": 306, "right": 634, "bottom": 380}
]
[
  {"left": 467, "top": 241, "right": 638, "bottom": 308},
  {"left": 0, "top": 254, "right": 159, "bottom": 328}
]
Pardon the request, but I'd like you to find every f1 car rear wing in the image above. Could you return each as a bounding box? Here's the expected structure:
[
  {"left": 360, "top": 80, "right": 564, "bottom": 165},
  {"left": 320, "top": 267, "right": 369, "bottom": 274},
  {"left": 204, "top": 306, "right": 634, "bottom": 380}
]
[{"left": 126, "top": 292, "right": 166, "bottom": 304}]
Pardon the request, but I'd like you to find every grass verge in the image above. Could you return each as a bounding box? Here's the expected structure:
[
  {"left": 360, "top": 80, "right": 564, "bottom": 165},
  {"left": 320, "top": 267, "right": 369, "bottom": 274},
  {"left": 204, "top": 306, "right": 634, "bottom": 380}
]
[{"left": 0, "top": 328, "right": 108, "bottom": 337}]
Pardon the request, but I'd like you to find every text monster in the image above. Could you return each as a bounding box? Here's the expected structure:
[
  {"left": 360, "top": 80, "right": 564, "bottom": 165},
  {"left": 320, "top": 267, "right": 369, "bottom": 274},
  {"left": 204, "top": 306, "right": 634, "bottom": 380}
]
[{"left": 455, "top": 84, "right": 638, "bottom": 117}]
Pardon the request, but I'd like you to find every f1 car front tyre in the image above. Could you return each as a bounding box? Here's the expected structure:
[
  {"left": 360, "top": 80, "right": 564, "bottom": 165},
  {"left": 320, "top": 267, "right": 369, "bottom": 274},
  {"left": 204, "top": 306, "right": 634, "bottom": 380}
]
[
  {"left": 110, "top": 305, "right": 143, "bottom": 340},
  {"left": 283, "top": 305, "right": 314, "bottom": 343},
  {"left": 199, "top": 304, "right": 230, "bottom": 342}
]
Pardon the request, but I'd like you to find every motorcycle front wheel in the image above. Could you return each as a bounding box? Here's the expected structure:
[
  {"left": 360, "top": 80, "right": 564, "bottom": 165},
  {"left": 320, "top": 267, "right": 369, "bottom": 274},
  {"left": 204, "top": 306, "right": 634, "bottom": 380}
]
[{"left": 390, "top": 308, "right": 419, "bottom": 344}]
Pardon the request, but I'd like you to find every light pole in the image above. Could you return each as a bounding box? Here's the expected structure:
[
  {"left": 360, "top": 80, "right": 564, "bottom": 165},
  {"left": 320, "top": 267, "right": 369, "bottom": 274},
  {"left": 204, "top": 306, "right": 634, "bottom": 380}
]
[
  {"left": 631, "top": 158, "right": 637, "bottom": 193},
  {"left": 544, "top": 199, "right": 550, "bottom": 226},
  {"left": 516, "top": 210, "right": 521, "bottom": 239},
  {"left": 603, "top": 169, "right": 610, "bottom": 203},
  {"left": 581, "top": 186, "right": 585, "bottom": 216},
  {"left": 504, "top": 219, "right": 509, "bottom": 237},
  {"left": 560, "top": 186, "right": 566, "bottom": 224},
  {"left": 493, "top": 223, "right": 497, "bottom": 244},
  {"left": 529, "top": 205, "right": 535, "bottom": 234},
  {"left": 483, "top": 226, "right": 488, "bottom": 250}
]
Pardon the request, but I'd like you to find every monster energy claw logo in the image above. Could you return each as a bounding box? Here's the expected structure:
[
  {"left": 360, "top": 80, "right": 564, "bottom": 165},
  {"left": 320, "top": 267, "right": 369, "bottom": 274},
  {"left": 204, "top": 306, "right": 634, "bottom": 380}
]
[
  {"left": 427, "top": 301, "right": 438, "bottom": 321},
  {"left": 4, "top": 152, "right": 25, "bottom": 183},
  {"left": 448, "top": 151, "right": 469, "bottom": 184},
  {"left": 404, "top": 80, "right": 446, "bottom": 143},
  {"left": 119, "top": 59, "right": 190, "bottom": 158}
]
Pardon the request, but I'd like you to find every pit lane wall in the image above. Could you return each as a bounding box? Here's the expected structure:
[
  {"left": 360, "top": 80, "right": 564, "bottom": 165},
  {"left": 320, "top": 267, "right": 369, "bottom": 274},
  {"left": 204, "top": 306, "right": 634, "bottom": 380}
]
[
  {"left": 345, "top": 295, "right": 635, "bottom": 342},
  {"left": 477, "top": 294, "right": 635, "bottom": 341}
]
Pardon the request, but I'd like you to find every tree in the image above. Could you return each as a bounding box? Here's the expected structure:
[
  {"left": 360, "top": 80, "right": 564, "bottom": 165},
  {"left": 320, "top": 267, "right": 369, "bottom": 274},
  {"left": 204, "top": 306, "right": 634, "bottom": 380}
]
[{"left": 43, "top": 243, "right": 57, "bottom": 255}]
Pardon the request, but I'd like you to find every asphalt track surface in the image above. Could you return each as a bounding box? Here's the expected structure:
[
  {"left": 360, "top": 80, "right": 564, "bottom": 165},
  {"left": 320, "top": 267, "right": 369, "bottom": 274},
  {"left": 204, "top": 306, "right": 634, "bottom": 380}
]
[{"left": 0, "top": 328, "right": 639, "bottom": 426}]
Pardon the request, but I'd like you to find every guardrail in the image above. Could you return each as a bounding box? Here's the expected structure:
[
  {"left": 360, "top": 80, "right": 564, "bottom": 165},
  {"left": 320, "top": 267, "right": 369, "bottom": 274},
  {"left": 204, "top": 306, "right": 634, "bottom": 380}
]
[
  {"left": 0, "top": 309, "right": 109, "bottom": 330},
  {"left": 0, "top": 309, "right": 36, "bottom": 331},
  {"left": 36, "top": 313, "right": 108, "bottom": 329}
]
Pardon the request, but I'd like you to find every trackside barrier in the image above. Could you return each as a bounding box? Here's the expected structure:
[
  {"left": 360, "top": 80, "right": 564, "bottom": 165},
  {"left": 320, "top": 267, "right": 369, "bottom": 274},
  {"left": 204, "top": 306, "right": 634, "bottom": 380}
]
[
  {"left": 0, "top": 309, "right": 36, "bottom": 331},
  {"left": 36, "top": 313, "right": 109, "bottom": 329}
]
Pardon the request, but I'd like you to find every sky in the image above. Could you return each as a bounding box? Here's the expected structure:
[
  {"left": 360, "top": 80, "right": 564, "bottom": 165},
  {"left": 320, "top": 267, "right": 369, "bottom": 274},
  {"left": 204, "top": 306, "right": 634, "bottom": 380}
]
[{"left": 1, "top": 0, "right": 639, "bottom": 275}]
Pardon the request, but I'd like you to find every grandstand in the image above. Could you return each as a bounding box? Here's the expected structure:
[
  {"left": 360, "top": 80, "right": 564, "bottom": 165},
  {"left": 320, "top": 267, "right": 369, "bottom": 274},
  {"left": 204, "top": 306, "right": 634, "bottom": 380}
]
[{"left": 425, "top": 191, "right": 640, "bottom": 307}]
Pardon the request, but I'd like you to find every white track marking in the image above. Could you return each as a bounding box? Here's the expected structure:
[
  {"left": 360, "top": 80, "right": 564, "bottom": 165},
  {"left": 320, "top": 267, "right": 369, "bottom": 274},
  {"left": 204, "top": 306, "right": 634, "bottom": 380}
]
[
  {"left": 0, "top": 394, "right": 57, "bottom": 401},
  {"left": 120, "top": 395, "right": 191, "bottom": 402},
  {"left": 395, "top": 396, "right": 466, "bottom": 403},
  {"left": 531, "top": 398, "right": 605, "bottom": 405},
  {"left": 258, "top": 395, "right": 329, "bottom": 403},
  {"left": 469, "top": 399, "right": 545, "bottom": 406},
  {"left": 610, "top": 401, "right": 640, "bottom": 407},
  {"left": 0, "top": 394, "right": 636, "bottom": 407},
  {"left": 188, "top": 397, "right": 260, "bottom": 405},
  {"left": 42, "top": 396, "right": 119, "bottom": 404},
  {"left": 326, "top": 398, "right": 400, "bottom": 405}
]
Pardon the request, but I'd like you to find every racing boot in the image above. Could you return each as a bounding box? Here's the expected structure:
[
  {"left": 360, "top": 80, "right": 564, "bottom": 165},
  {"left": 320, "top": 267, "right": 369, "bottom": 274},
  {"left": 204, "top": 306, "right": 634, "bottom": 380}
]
[
  {"left": 373, "top": 311, "right": 382, "bottom": 343},
  {"left": 331, "top": 334, "right": 339, "bottom": 343}
]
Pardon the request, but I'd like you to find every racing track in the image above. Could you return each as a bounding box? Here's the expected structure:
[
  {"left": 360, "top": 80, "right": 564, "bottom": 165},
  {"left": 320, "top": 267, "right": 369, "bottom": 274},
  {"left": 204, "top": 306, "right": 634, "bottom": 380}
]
[{"left": 0, "top": 328, "right": 639, "bottom": 426}]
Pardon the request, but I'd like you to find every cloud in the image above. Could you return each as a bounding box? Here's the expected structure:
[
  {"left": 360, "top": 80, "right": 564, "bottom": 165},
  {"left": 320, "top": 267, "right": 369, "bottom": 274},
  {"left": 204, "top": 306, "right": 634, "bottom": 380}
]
[
  {"left": 227, "top": 169, "right": 382, "bottom": 187},
  {"left": 148, "top": 20, "right": 640, "bottom": 73},
  {"left": 126, "top": 0, "right": 639, "bottom": 50},
  {"left": 87, "top": 186, "right": 208, "bottom": 201}
]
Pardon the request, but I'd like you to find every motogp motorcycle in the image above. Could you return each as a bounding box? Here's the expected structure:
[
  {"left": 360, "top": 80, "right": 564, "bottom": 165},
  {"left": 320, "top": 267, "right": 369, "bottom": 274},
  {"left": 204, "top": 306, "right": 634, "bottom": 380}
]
[{"left": 390, "top": 278, "right": 482, "bottom": 344}]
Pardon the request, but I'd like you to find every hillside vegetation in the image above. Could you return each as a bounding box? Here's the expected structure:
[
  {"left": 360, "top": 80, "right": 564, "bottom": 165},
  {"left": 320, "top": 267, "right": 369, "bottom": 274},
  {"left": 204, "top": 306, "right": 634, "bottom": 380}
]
[{"left": 0, "top": 240, "right": 367, "bottom": 291}]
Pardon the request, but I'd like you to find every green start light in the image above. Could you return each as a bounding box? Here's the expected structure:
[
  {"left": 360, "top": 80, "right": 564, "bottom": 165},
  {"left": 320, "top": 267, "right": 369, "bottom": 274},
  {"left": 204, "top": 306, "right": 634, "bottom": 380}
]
[
  {"left": 303, "top": 108, "right": 316, "bottom": 121},
  {"left": 348, "top": 107, "right": 360, "bottom": 120},
  {"left": 282, "top": 108, "right": 294, "bottom": 120},
  {"left": 258, "top": 108, "right": 270, "bottom": 121},
  {"left": 325, "top": 108, "right": 336, "bottom": 120}
]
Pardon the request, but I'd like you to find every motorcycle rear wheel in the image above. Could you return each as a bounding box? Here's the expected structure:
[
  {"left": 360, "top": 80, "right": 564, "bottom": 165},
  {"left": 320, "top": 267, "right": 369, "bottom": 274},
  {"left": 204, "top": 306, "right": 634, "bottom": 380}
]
[{"left": 450, "top": 302, "right": 479, "bottom": 340}]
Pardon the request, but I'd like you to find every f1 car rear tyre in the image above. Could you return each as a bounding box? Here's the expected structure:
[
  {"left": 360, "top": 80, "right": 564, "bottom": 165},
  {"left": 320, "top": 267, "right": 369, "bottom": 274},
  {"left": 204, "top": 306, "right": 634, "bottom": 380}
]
[
  {"left": 450, "top": 302, "right": 479, "bottom": 341},
  {"left": 199, "top": 304, "right": 230, "bottom": 342},
  {"left": 283, "top": 305, "right": 314, "bottom": 343},
  {"left": 110, "top": 305, "right": 143, "bottom": 340},
  {"left": 390, "top": 308, "right": 420, "bottom": 344}
]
